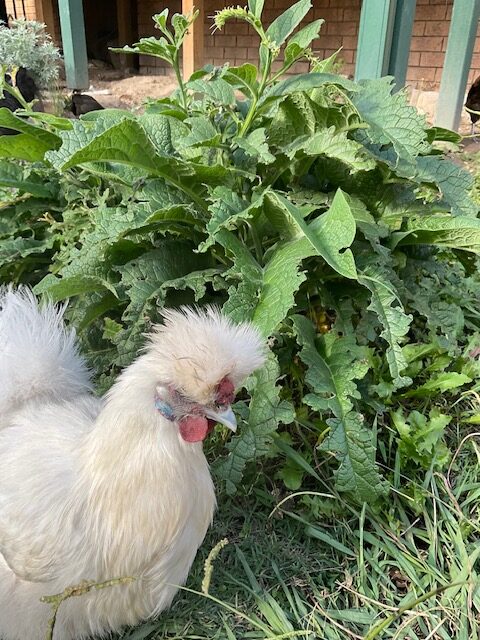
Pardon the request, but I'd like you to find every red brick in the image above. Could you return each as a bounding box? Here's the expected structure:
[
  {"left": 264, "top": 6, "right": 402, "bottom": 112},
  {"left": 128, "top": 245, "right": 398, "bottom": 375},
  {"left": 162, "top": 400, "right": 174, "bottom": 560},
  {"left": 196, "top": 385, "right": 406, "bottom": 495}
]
[
  {"left": 343, "top": 8, "right": 360, "bottom": 21},
  {"left": 428, "top": 20, "right": 450, "bottom": 37},
  {"left": 420, "top": 51, "right": 444, "bottom": 67},
  {"left": 407, "top": 66, "right": 436, "bottom": 81},
  {"left": 321, "top": 35, "right": 342, "bottom": 49},
  {"left": 237, "top": 35, "right": 260, "bottom": 47},
  {"left": 408, "top": 51, "right": 421, "bottom": 66},
  {"left": 327, "top": 21, "right": 356, "bottom": 35},
  {"left": 224, "top": 46, "right": 247, "bottom": 59},
  {"left": 422, "top": 5, "right": 447, "bottom": 20},
  {"left": 214, "top": 34, "right": 235, "bottom": 46},
  {"left": 410, "top": 35, "right": 443, "bottom": 51},
  {"left": 412, "top": 21, "right": 426, "bottom": 36}
]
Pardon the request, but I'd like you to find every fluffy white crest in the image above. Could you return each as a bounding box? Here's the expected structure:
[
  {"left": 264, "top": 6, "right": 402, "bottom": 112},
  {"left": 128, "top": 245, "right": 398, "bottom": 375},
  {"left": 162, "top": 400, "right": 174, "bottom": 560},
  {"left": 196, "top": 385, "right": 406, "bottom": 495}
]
[{"left": 145, "top": 306, "right": 266, "bottom": 404}]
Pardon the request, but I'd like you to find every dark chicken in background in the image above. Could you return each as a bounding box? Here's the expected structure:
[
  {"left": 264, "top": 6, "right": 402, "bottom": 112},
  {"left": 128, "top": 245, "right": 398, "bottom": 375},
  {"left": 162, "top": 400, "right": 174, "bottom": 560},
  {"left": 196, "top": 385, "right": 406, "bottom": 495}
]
[
  {"left": 0, "top": 67, "right": 36, "bottom": 135},
  {"left": 68, "top": 92, "right": 104, "bottom": 116},
  {"left": 465, "top": 75, "right": 480, "bottom": 136}
]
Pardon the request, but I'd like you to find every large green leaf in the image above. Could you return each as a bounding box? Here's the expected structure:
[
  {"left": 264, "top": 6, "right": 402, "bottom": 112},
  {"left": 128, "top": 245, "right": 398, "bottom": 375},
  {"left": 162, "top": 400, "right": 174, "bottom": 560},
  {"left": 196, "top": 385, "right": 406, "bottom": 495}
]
[
  {"left": 284, "top": 19, "right": 324, "bottom": 66},
  {"left": 0, "top": 108, "right": 61, "bottom": 160},
  {"left": 292, "top": 315, "right": 386, "bottom": 501},
  {"left": 265, "top": 189, "right": 357, "bottom": 279},
  {"left": 391, "top": 215, "right": 480, "bottom": 253},
  {"left": 214, "top": 351, "right": 295, "bottom": 494},
  {"left": 360, "top": 265, "right": 412, "bottom": 389},
  {"left": 352, "top": 77, "right": 429, "bottom": 164},
  {"left": 114, "top": 242, "right": 211, "bottom": 366},
  {"left": 266, "top": 0, "right": 312, "bottom": 47},
  {"left": 187, "top": 78, "right": 236, "bottom": 106},
  {"left": 287, "top": 126, "right": 376, "bottom": 173},
  {"left": 248, "top": 0, "right": 265, "bottom": 18},
  {"left": 415, "top": 155, "right": 477, "bottom": 217},
  {"left": 224, "top": 63, "right": 259, "bottom": 98},
  {"left": 263, "top": 72, "right": 357, "bottom": 101}
]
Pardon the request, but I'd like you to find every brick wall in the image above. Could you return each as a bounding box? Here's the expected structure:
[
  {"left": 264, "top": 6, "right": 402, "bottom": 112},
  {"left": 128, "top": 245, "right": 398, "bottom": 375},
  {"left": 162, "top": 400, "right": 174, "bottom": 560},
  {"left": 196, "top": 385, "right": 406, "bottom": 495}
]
[{"left": 137, "top": 0, "right": 480, "bottom": 91}]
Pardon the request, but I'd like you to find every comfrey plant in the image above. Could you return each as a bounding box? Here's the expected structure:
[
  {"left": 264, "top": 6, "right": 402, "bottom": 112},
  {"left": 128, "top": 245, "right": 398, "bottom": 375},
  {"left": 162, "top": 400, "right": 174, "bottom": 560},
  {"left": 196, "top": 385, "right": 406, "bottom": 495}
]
[{"left": 0, "top": 1, "right": 479, "bottom": 505}]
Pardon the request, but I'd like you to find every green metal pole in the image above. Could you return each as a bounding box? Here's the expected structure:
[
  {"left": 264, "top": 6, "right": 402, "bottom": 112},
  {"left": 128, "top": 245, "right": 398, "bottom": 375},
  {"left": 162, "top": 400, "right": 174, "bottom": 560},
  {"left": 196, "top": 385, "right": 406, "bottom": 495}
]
[
  {"left": 388, "top": 0, "right": 417, "bottom": 91},
  {"left": 355, "top": 0, "right": 398, "bottom": 80},
  {"left": 436, "top": 0, "right": 480, "bottom": 131},
  {"left": 58, "top": 0, "right": 89, "bottom": 90}
]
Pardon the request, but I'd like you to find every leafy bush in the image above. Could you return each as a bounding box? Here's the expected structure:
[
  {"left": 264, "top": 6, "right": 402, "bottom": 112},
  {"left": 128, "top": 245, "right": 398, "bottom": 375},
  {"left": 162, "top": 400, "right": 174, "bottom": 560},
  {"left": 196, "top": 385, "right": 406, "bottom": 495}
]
[
  {"left": 0, "top": 19, "right": 60, "bottom": 88},
  {"left": 0, "top": 0, "right": 479, "bottom": 505}
]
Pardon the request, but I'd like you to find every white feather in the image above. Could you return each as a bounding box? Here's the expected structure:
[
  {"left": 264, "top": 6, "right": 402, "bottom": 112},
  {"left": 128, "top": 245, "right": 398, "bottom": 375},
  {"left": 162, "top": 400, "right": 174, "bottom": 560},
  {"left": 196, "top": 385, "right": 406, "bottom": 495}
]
[{"left": 0, "top": 291, "right": 265, "bottom": 639}]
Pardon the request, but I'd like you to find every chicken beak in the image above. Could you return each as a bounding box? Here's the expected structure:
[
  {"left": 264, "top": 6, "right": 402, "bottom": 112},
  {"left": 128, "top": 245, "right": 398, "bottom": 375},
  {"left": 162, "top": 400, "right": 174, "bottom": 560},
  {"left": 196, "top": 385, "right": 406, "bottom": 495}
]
[{"left": 205, "top": 406, "right": 237, "bottom": 432}]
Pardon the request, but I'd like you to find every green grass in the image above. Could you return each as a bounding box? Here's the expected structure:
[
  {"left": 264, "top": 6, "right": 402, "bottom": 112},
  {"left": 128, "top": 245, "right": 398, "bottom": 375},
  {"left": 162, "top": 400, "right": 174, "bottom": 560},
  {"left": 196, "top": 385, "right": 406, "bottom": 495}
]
[{"left": 109, "top": 426, "right": 480, "bottom": 640}]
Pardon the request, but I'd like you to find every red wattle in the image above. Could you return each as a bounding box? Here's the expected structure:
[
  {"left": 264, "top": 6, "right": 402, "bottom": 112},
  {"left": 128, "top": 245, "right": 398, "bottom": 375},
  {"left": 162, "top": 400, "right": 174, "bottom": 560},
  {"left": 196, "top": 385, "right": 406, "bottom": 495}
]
[{"left": 179, "top": 416, "right": 209, "bottom": 443}]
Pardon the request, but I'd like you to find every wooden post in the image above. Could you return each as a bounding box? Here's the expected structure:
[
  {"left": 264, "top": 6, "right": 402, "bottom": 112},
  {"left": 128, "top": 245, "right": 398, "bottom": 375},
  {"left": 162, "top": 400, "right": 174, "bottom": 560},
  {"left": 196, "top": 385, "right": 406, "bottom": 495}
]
[
  {"left": 182, "top": 0, "right": 204, "bottom": 80},
  {"left": 35, "top": 0, "right": 56, "bottom": 38},
  {"left": 436, "top": 0, "right": 480, "bottom": 131},
  {"left": 116, "top": 0, "right": 135, "bottom": 71},
  {"left": 355, "top": 0, "right": 397, "bottom": 81},
  {"left": 58, "top": 0, "right": 89, "bottom": 90},
  {"left": 388, "top": 0, "right": 417, "bottom": 91}
]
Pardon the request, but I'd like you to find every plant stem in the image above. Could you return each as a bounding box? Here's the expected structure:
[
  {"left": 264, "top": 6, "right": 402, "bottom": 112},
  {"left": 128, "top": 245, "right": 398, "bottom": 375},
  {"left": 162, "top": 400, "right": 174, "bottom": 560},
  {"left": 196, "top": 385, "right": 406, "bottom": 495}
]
[
  {"left": 173, "top": 56, "right": 188, "bottom": 112},
  {"left": 238, "top": 48, "right": 272, "bottom": 138}
]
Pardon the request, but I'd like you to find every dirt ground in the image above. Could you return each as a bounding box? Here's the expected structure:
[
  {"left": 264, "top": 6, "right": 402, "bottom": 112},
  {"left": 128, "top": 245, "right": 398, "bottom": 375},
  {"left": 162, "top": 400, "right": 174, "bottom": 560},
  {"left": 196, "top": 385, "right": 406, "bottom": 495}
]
[{"left": 57, "top": 67, "right": 178, "bottom": 112}]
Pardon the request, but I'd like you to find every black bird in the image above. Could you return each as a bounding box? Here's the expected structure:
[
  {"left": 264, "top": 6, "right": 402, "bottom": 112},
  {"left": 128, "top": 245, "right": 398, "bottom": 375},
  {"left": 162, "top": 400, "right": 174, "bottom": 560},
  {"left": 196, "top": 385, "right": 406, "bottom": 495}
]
[
  {"left": 69, "top": 92, "right": 104, "bottom": 116},
  {"left": 0, "top": 67, "right": 37, "bottom": 135},
  {"left": 465, "top": 75, "right": 480, "bottom": 136}
]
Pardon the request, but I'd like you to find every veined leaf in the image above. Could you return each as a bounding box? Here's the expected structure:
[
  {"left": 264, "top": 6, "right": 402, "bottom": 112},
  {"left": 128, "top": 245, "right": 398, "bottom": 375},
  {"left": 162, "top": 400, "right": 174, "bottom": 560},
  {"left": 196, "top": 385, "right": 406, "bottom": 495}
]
[
  {"left": 415, "top": 155, "right": 476, "bottom": 217},
  {"left": 391, "top": 215, "right": 480, "bottom": 253},
  {"left": 235, "top": 128, "right": 275, "bottom": 164},
  {"left": 265, "top": 189, "right": 357, "bottom": 279},
  {"left": 200, "top": 187, "right": 268, "bottom": 252},
  {"left": 214, "top": 351, "right": 295, "bottom": 494},
  {"left": 352, "top": 77, "right": 429, "bottom": 163},
  {"left": 33, "top": 274, "right": 114, "bottom": 302},
  {"left": 404, "top": 372, "right": 471, "bottom": 397},
  {"left": 221, "top": 190, "right": 356, "bottom": 335},
  {"left": 224, "top": 63, "right": 259, "bottom": 98},
  {"left": 288, "top": 126, "right": 376, "bottom": 173},
  {"left": 0, "top": 108, "right": 61, "bottom": 160},
  {"left": 292, "top": 315, "right": 386, "bottom": 501},
  {"left": 248, "top": 0, "right": 265, "bottom": 18},
  {"left": 263, "top": 72, "right": 357, "bottom": 101},
  {"left": 0, "top": 162, "right": 55, "bottom": 197},
  {"left": 284, "top": 19, "right": 324, "bottom": 66},
  {"left": 114, "top": 242, "right": 211, "bottom": 366},
  {"left": 266, "top": 0, "right": 312, "bottom": 47},
  {"left": 252, "top": 236, "right": 311, "bottom": 336},
  {"left": 187, "top": 78, "right": 235, "bottom": 106},
  {"left": 177, "top": 116, "right": 221, "bottom": 149},
  {"left": 360, "top": 265, "right": 412, "bottom": 389}
]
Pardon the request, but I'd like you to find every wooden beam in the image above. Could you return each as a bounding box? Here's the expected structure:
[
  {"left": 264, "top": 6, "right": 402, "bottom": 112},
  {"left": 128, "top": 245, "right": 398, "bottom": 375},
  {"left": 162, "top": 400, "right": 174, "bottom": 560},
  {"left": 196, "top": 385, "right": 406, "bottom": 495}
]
[
  {"left": 388, "top": 0, "right": 416, "bottom": 91},
  {"left": 116, "top": 0, "right": 135, "bottom": 71},
  {"left": 35, "top": 0, "right": 56, "bottom": 36},
  {"left": 355, "top": 0, "right": 397, "bottom": 81},
  {"left": 436, "top": 0, "right": 480, "bottom": 131},
  {"left": 58, "top": 0, "right": 89, "bottom": 90},
  {"left": 182, "top": 0, "right": 204, "bottom": 80}
]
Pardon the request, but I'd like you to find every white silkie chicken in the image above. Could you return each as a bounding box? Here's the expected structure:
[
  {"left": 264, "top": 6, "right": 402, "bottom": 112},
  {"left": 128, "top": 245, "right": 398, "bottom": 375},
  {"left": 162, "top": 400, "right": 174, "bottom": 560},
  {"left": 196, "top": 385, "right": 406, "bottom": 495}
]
[{"left": 0, "top": 288, "right": 264, "bottom": 640}]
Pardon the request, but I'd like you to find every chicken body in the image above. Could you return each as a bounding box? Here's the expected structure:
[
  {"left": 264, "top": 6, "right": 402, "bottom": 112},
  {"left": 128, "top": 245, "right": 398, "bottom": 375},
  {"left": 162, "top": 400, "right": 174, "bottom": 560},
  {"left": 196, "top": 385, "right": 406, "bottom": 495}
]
[
  {"left": 466, "top": 75, "right": 480, "bottom": 135},
  {"left": 0, "top": 289, "right": 264, "bottom": 639}
]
